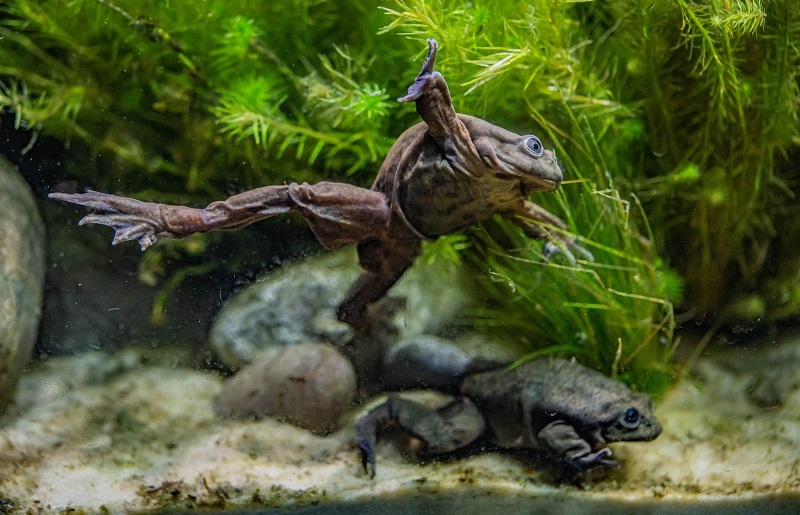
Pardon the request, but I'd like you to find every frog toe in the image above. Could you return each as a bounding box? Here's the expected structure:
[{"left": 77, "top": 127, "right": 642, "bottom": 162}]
[
  {"left": 543, "top": 238, "right": 594, "bottom": 264},
  {"left": 78, "top": 213, "right": 160, "bottom": 250},
  {"left": 398, "top": 39, "right": 440, "bottom": 102},
  {"left": 543, "top": 240, "right": 577, "bottom": 264},
  {"left": 571, "top": 242, "right": 595, "bottom": 262},
  {"left": 398, "top": 71, "right": 442, "bottom": 103},
  {"left": 355, "top": 436, "right": 377, "bottom": 480},
  {"left": 420, "top": 38, "right": 438, "bottom": 75},
  {"left": 571, "top": 448, "right": 619, "bottom": 471}
]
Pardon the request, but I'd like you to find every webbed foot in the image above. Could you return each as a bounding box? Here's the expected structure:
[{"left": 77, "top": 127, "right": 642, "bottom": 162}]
[
  {"left": 569, "top": 447, "right": 619, "bottom": 471},
  {"left": 355, "top": 436, "right": 377, "bottom": 480},
  {"left": 399, "top": 38, "right": 439, "bottom": 103},
  {"left": 49, "top": 190, "right": 167, "bottom": 250},
  {"left": 352, "top": 394, "right": 484, "bottom": 480},
  {"left": 543, "top": 236, "right": 595, "bottom": 264}
]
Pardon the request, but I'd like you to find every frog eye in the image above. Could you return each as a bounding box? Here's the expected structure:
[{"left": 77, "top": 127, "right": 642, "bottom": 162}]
[
  {"left": 524, "top": 136, "right": 544, "bottom": 157},
  {"left": 619, "top": 407, "right": 641, "bottom": 429}
]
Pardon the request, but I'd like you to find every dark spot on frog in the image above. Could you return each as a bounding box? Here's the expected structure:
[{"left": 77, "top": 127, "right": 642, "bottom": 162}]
[{"left": 444, "top": 204, "right": 459, "bottom": 215}]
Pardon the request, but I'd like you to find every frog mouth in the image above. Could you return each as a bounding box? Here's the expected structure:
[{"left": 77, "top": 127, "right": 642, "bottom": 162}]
[
  {"left": 537, "top": 177, "right": 561, "bottom": 190},
  {"left": 501, "top": 162, "right": 561, "bottom": 192},
  {"left": 520, "top": 178, "right": 559, "bottom": 196}
]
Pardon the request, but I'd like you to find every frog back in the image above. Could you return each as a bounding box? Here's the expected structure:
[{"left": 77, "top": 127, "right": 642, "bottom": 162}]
[
  {"left": 372, "top": 118, "right": 523, "bottom": 239},
  {"left": 461, "top": 359, "right": 638, "bottom": 448}
]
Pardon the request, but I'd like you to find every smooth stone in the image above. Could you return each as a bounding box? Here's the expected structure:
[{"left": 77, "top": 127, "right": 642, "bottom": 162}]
[
  {"left": 214, "top": 342, "right": 356, "bottom": 432},
  {"left": 0, "top": 156, "right": 45, "bottom": 411},
  {"left": 208, "top": 251, "right": 359, "bottom": 369},
  {"left": 209, "top": 247, "right": 474, "bottom": 369},
  {"left": 381, "top": 336, "right": 472, "bottom": 390}
]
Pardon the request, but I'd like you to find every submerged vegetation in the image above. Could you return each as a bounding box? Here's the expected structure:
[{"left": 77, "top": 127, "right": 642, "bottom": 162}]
[{"left": 2, "top": 0, "right": 799, "bottom": 392}]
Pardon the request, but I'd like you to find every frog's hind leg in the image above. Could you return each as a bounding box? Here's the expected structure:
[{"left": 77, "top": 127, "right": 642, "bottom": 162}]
[
  {"left": 354, "top": 394, "right": 485, "bottom": 479},
  {"left": 337, "top": 236, "right": 421, "bottom": 326},
  {"left": 49, "top": 181, "right": 391, "bottom": 251}
]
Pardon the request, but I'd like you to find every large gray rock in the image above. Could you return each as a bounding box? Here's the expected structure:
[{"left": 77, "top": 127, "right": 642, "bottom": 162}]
[
  {"left": 209, "top": 247, "right": 475, "bottom": 369},
  {"left": 0, "top": 156, "right": 45, "bottom": 410}
]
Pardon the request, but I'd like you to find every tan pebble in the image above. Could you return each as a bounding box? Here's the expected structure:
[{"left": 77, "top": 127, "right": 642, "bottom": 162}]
[{"left": 214, "top": 343, "right": 356, "bottom": 432}]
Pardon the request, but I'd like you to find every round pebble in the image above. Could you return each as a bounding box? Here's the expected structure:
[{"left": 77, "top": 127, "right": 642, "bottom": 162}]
[{"left": 214, "top": 343, "right": 357, "bottom": 432}]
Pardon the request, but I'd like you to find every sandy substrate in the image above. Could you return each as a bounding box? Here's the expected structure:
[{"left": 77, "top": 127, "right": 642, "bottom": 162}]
[{"left": 0, "top": 345, "right": 798, "bottom": 514}]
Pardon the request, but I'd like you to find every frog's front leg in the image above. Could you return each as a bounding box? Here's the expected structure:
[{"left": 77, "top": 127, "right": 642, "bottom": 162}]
[
  {"left": 49, "top": 182, "right": 390, "bottom": 251},
  {"left": 354, "top": 394, "right": 485, "bottom": 479},
  {"left": 400, "top": 39, "right": 481, "bottom": 168},
  {"left": 536, "top": 420, "right": 618, "bottom": 471},
  {"left": 503, "top": 200, "right": 594, "bottom": 263}
]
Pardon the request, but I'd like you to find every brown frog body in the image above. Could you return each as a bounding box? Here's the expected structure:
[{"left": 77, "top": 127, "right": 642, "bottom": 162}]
[
  {"left": 50, "top": 39, "right": 589, "bottom": 327},
  {"left": 354, "top": 357, "right": 662, "bottom": 479}
]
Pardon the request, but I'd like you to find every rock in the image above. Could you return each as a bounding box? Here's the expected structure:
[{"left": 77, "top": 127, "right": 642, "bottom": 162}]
[
  {"left": 208, "top": 251, "right": 359, "bottom": 369},
  {"left": 0, "top": 156, "right": 45, "bottom": 411},
  {"left": 214, "top": 343, "right": 356, "bottom": 432},
  {"left": 722, "top": 332, "right": 800, "bottom": 409},
  {"left": 381, "top": 336, "right": 472, "bottom": 391},
  {"left": 209, "top": 247, "right": 475, "bottom": 369},
  {"left": 381, "top": 333, "right": 525, "bottom": 391}
]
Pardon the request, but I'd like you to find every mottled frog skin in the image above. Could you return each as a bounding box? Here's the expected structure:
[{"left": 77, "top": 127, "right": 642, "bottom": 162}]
[
  {"left": 49, "top": 39, "right": 589, "bottom": 328},
  {"left": 354, "top": 358, "right": 662, "bottom": 479}
]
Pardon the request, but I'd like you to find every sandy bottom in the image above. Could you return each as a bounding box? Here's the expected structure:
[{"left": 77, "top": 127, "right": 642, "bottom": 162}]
[{"left": 1, "top": 345, "right": 798, "bottom": 514}]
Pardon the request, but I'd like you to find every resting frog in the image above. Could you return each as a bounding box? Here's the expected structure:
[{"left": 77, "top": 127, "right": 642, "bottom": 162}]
[
  {"left": 49, "top": 39, "right": 590, "bottom": 327},
  {"left": 354, "top": 357, "right": 662, "bottom": 479}
]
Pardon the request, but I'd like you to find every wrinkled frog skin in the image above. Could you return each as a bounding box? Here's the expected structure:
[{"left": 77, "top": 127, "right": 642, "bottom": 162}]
[
  {"left": 49, "top": 39, "right": 590, "bottom": 327},
  {"left": 354, "top": 358, "right": 662, "bottom": 479}
]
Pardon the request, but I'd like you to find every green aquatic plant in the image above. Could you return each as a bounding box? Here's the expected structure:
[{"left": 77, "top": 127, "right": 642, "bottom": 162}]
[
  {"left": 608, "top": 0, "right": 800, "bottom": 321},
  {"left": 382, "top": 0, "right": 800, "bottom": 324},
  {"left": 3, "top": 0, "right": 800, "bottom": 392},
  {"left": 381, "top": 0, "right": 680, "bottom": 392},
  {"left": 381, "top": 0, "right": 800, "bottom": 391},
  {"left": 0, "top": 0, "right": 406, "bottom": 302},
  {"left": 0, "top": 0, "right": 399, "bottom": 193}
]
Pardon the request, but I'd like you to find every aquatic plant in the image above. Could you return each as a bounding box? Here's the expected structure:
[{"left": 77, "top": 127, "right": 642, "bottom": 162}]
[
  {"left": 3, "top": 0, "right": 799, "bottom": 392},
  {"left": 382, "top": 0, "right": 800, "bottom": 391},
  {"left": 0, "top": 0, "right": 399, "bottom": 194},
  {"left": 383, "top": 0, "right": 800, "bottom": 320},
  {"left": 0, "top": 0, "right": 408, "bottom": 300},
  {"left": 382, "top": 0, "right": 679, "bottom": 391}
]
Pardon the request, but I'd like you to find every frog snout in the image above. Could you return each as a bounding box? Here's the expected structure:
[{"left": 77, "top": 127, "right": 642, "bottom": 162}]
[
  {"left": 648, "top": 417, "right": 664, "bottom": 440},
  {"left": 545, "top": 154, "right": 563, "bottom": 189},
  {"left": 552, "top": 159, "right": 564, "bottom": 184}
]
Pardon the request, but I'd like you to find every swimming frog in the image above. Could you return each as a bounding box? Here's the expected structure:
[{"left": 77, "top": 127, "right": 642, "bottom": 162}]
[{"left": 49, "top": 39, "right": 590, "bottom": 327}]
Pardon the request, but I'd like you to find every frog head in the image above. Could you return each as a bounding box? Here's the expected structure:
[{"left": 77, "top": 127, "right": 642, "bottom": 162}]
[
  {"left": 464, "top": 115, "right": 563, "bottom": 193},
  {"left": 600, "top": 392, "right": 663, "bottom": 443}
]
